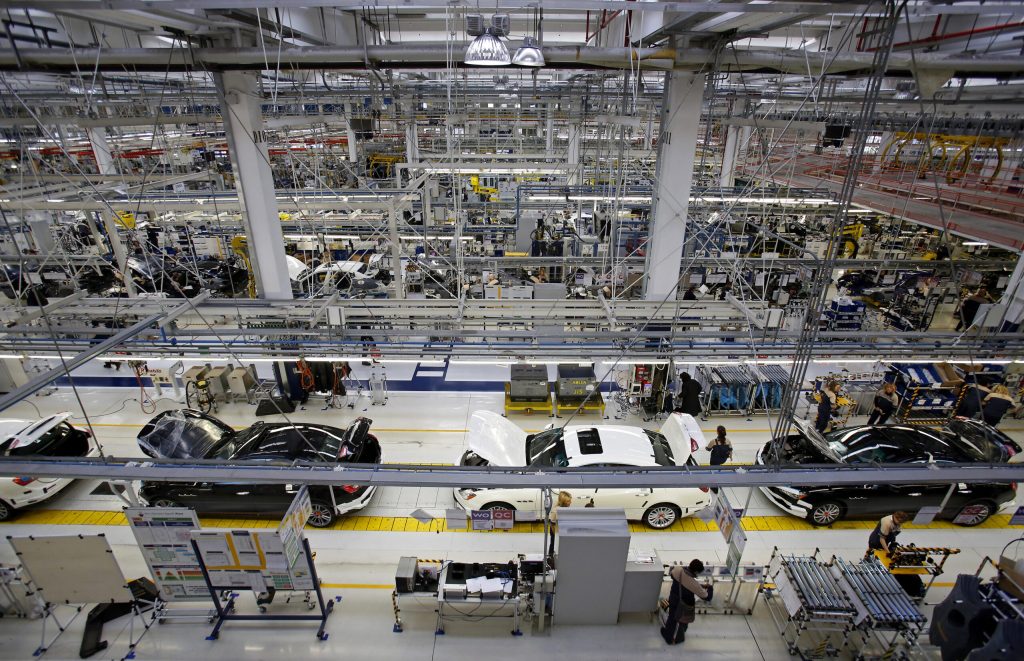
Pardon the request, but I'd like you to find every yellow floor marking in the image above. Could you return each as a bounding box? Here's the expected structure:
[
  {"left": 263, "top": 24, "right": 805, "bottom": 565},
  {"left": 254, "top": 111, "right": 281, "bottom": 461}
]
[{"left": 5, "top": 509, "right": 1024, "bottom": 533}]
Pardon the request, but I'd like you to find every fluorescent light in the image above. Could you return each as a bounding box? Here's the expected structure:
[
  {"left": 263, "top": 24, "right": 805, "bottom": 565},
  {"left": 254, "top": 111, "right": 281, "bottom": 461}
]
[
  {"left": 813, "top": 359, "right": 879, "bottom": 364},
  {"left": 962, "top": 241, "right": 988, "bottom": 247},
  {"left": 46, "top": 198, "right": 65, "bottom": 203}
]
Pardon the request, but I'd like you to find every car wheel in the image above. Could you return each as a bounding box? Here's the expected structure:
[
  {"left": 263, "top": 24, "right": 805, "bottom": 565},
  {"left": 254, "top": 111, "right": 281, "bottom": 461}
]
[
  {"left": 809, "top": 501, "right": 844, "bottom": 526},
  {"left": 482, "top": 502, "right": 516, "bottom": 513},
  {"left": 307, "top": 501, "right": 336, "bottom": 528},
  {"left": 954, "top": 501, "right": 995, "bottom": 527},
  {"left": 643, "top": 504, "right": 681, "bottom": 529},
  {"left": 150, "top": 498, "right": 182, "bottom": 508},
  {"left": 0, "top": 500, "right": 11, "bottom": 522}
]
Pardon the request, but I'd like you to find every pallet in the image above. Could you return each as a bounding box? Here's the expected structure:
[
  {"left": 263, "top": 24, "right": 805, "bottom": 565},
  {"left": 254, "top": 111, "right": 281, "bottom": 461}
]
[
  {"left": 504, "top": 383, "right": 554, "bottom": 416},
  {"left": 555, "top": 392, "right": 605, "bottom": 417}
]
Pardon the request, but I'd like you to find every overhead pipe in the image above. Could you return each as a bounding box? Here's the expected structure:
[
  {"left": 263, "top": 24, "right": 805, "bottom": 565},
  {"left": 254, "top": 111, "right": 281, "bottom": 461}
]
[{"left": 0, "top": 44, "right": 1020, "bottom": 75}]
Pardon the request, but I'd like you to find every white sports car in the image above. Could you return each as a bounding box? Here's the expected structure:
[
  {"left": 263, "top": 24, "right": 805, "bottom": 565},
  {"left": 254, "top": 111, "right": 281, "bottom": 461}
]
[
  {"left": 454, "top": 411, "right": 710, "bottom": 529},
  {"left": 0, "top": 413, "right": 99, "bottom": 521}
]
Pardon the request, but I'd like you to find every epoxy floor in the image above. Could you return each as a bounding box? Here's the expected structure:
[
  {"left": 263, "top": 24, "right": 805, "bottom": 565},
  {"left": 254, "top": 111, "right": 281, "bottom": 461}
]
[{"left": 0, "top": 386, "right": 1022, "bottom": 660}]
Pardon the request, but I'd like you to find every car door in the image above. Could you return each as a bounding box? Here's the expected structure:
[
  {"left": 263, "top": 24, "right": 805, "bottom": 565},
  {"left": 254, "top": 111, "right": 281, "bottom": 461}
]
[{"left": 584, "top": 465, "right": 648, "bottom": 517}]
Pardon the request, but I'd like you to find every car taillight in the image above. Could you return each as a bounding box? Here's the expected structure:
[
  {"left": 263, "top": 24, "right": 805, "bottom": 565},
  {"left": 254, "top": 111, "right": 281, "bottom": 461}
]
[
  {"left": 12, "top": 477, "right": 35, "bottom": 486},
  {"left": 698, "top": 486, "right": 709, "bottom": 493},
  {"left": 690, "top": 438, "right": 699, "bottom": 453},
  {"left": 341, "top": 485, "right": 360, "bottom": 494}
]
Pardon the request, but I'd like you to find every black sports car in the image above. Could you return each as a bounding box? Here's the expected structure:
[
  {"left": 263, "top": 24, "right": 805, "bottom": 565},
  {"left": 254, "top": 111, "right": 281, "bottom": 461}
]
[
  {"left": 755, "top": 420, "right": 1017, "bottom": 527},
  {"left": 137, "top": 410, "right": 381, "bottom": 527}
]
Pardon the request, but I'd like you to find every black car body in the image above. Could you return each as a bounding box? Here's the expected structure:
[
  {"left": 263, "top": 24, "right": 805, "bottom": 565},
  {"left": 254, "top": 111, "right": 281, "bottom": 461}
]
[
  {"left": 137, "top": 410, "right": 381, "bottom": 527},
  {"left": 755, "top": 420, "right": 1016, "bottom": 526}
]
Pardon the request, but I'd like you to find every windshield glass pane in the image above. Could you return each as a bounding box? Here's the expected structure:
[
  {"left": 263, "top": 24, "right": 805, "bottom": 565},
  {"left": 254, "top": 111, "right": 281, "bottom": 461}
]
[{"left": 526, "top": 429, "right": 568, "bottom": 467}]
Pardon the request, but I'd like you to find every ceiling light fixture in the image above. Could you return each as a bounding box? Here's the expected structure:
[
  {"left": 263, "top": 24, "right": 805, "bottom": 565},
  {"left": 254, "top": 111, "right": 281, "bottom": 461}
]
[
  {"left": 512, "top": 36, "right": 545, "bottom": 67},
  {"left": 465, "top": 27, "right": 511, "bottom": 66}
]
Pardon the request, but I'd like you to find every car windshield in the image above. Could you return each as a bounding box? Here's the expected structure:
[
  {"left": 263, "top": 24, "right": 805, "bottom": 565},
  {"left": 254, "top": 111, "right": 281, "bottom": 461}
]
[
  {"left": 526, "top": 428, "right": 568, "bottom": 467},
  {"left": 645, "top": 430, "right": 676, "bottom": 466},
  {"left": 946, "top": 420, "right": 1005, "bottom": 461}
]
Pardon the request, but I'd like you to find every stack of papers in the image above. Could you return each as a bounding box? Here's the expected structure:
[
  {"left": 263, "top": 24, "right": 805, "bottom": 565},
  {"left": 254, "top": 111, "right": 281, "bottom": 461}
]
[{"left": 464, "top": 577, "right": 514, "bottom": 598}]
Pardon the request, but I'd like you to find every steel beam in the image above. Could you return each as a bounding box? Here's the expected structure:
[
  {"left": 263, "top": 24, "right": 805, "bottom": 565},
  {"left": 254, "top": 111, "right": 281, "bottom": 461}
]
[{"left": 0, "top": 456, "right": 1020, "bottom": 490}]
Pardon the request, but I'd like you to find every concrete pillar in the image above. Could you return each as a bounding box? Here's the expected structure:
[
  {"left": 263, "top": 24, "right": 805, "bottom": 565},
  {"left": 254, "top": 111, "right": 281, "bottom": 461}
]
[
  {"left": 566, "top": 121, "right": 582, "bottom": 186},
  {"left": 719, "top": 125, "right": 740, "bottom": 189},
  {"left": 644, "top": 72, "right": 704, "bottom": 301},
  {"left": 86, "top": 127, "right": 136, "bottom": 296},
  {"left": 545, "top": 103, "right": 555, "bottom": 157},
  {"left": 214, "top": 71, "right": 292, "bottom": 300}
]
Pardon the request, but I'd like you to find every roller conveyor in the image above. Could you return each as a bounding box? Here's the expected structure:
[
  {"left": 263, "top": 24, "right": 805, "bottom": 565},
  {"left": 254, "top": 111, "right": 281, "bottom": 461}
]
[{"left": 831, "top": 557, "right": 926, "bottom": 628}]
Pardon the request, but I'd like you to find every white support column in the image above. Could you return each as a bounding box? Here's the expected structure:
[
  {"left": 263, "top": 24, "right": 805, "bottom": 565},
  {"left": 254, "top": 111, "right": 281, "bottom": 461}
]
[
  {"left": 719, "top": 125, "right": 740, "bottom": 189},
  {"left": 405, "top": 119, "right": 419, "bottom": 165},
  {"left": 214, "top": 71, "right": 292, "bottom": 300},
  {"left": 1000, "top": 254, "right": 1024, "bottom": 327},
  {"left": 86, "top": 127, "right": 136, "bottom": 296},
  {"left": 388, "top": 206, "right": 405, "bottom": 298},
  {"left": 644, "top": 72, "right": 704, "bottom": 301},
  {"left": 346, "top": 103, "right": 360, "bottom": 173},
  {"left": 545, "top": 103, "right": 555, "bottom": 157},
  {"left": 566, "top": 121, "right": 582, "bottom": 186}
]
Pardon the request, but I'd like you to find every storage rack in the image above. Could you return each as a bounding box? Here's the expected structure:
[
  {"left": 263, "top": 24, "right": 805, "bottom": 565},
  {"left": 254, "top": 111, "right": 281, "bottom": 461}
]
[
  {"left": 831, "top": 556, "right": 927, "bottom": 660},
  {"left": 697, "top": 365, "right": 756, "bottom": 417},
  {"left": 822, "top": 298, "right": 866, "bottom": 332},
  {"left": 887, "top": 363, "right": 961, "bottom": 423},
  {"left": 759, "top": 548, "right": 858, "bottom": 659},
  {"left": 750, "top": 364, "right": 792, "bottom": 413}
]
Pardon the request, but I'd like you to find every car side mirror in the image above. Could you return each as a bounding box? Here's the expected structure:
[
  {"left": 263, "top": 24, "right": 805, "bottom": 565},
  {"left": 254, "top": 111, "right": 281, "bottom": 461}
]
[{"left": 543, "top": 423, "right": 555, "bottom": 431}]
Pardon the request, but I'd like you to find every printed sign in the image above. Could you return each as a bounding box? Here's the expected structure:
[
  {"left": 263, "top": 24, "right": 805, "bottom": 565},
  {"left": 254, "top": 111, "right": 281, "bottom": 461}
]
[
  {"left": 278, "top": 487, "right": 312, "bottom": 569},
  {"left": 471, "top": 510, "right": 494, "bottom": 531},
  {"left": 491, "top": 509, "right": 514, "bottom": 530},
  {"left": 1010, "top": 506, "right": 1024, "bottom": 527},
  {"left": 126, "top": 507, "right": 206, "bottom": 601}
]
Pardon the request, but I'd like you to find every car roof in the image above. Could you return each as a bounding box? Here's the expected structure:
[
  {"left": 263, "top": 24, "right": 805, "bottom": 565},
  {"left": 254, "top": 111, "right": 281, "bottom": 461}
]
[
  {"left": 0, "top": 413, "right": 71, "bottom": 448},
  {"left": 563, "top": 425, "right": 657, "bottom": 467}
]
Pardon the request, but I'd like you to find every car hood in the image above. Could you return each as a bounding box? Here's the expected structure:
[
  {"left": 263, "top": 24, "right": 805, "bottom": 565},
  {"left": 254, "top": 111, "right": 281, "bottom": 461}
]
[
  {"left": 793, "top": 419, "right": 844, "bottom": 463},
  {"left": 466, "top": 411, "right": 528, "bottom": 466},
  {"left": 137, "top": 409, "right": 235, "bottom": 459}
]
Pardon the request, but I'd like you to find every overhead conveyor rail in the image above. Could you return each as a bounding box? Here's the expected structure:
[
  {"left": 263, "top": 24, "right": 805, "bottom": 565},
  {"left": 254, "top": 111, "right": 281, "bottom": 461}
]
[
  {"left": 0, "top": 457, "right": 1020, "bottom": 491},
  {"left": 2, "top": 296, "right": 1023, "bottom": 362}
]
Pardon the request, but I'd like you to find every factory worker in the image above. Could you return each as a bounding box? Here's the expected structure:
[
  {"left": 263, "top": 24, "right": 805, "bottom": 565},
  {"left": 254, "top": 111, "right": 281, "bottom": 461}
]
[
  {"left": 661, "top": 559, "right": 713, "bottom": 645},
  {"left": 868, "top": 511, "right": 910, "bottom": 554}
]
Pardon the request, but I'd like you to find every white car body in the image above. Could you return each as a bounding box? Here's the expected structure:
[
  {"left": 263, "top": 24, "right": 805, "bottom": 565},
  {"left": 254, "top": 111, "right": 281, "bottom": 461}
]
[
  {"left": 454, "top": 411, "right": 710, "bottom": 528},
  {"left": 0, "top": 414, "right": 98, "bottom": 517}
]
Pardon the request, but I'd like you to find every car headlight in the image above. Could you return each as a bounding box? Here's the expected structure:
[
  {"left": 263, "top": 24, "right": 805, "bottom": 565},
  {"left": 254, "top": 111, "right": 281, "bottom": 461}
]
[{"left": 458, "top": 489, "right": 477, "bottom": 500}]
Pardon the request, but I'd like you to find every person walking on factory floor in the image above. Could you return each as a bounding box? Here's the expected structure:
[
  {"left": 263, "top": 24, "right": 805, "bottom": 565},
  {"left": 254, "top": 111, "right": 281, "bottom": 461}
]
[
  {"left": 867, "top": 382, "right": 900, "bottom": 425},
  {"left": 868, "top": 511, "right": 910, "bottom": 554},
  {"left": 660, "top": 559, "right": 713, "bottom": 645},
  {"left": 815, "top": 381, "right": 841, "bottom": 434},
  {"left": 706, "top": 426, "right": 732, "bottom": 466},
  {"left": 981, "top": 385, "right": 1017, "bottom": 427},
  {"left": 677, "top": 372, "right": 703, "bottom": 417},
  {"left": 956, "top": 288, "right": 993, "bottom": 331}
]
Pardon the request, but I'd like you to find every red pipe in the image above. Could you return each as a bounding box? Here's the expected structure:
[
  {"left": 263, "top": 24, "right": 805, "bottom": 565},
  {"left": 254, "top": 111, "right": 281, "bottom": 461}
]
[{"left": 878, "top": 20, "right": 1024, "bottom": 51}]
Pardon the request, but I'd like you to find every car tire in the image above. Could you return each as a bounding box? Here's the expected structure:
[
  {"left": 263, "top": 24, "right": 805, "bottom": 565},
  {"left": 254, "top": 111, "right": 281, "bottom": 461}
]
[
  {"left": 307, "top": 501, "right": 336, "bottom": 528},
  {"left": 0, "top": 500, "right": 12, "bottom": 522},
  {"left": 481, "top": 502, "right": 516, "bottom": 513},
  {"left": 150, "top": 498, "right": 182, "bottom": 509},
  {"left": 809, "top": 501, "right": 844, "bottom": 526},
  {"left": 954, "top": 501, "right": 995, "bottom": 527},
  {"left": 643, "top": 504, "right": 681, "bottom": 529}
]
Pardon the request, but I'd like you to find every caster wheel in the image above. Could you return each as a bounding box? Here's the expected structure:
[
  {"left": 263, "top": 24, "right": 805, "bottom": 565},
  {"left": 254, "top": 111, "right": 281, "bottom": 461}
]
[{"left": 259, "top": 607, "right": 267, "bottom": 614}]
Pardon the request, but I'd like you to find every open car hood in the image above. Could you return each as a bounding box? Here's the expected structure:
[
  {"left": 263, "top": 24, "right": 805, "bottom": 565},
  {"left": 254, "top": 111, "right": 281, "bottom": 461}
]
[
  {"left": 466, "top": 411, "right": 528, "bottom": 466},
  {"left": 137, "top": 409, "right": 235, "bottom": 459},
  {"left": 793, "top": 419, "right": 845, "bottom": 463},
  {"left": 659, "top": 413, "right": 704, "bottom": 464}
]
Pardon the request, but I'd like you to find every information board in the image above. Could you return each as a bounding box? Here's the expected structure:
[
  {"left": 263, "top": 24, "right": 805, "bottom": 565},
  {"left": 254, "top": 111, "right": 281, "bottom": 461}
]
[
  {"left": 190, "top": 529, "right": 315, "bottom": 592},
  {"left": 125, "top": 507, "right": 206, "bottom": 601},
  {"left": 277, "top": 487, "right": 312, "bottom": 569}
]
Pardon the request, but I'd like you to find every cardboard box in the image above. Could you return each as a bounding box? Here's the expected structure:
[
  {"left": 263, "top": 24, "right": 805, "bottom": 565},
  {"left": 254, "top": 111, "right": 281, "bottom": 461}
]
[{"left": 934, "top": 362, "right": 964, "bottom": 388}]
